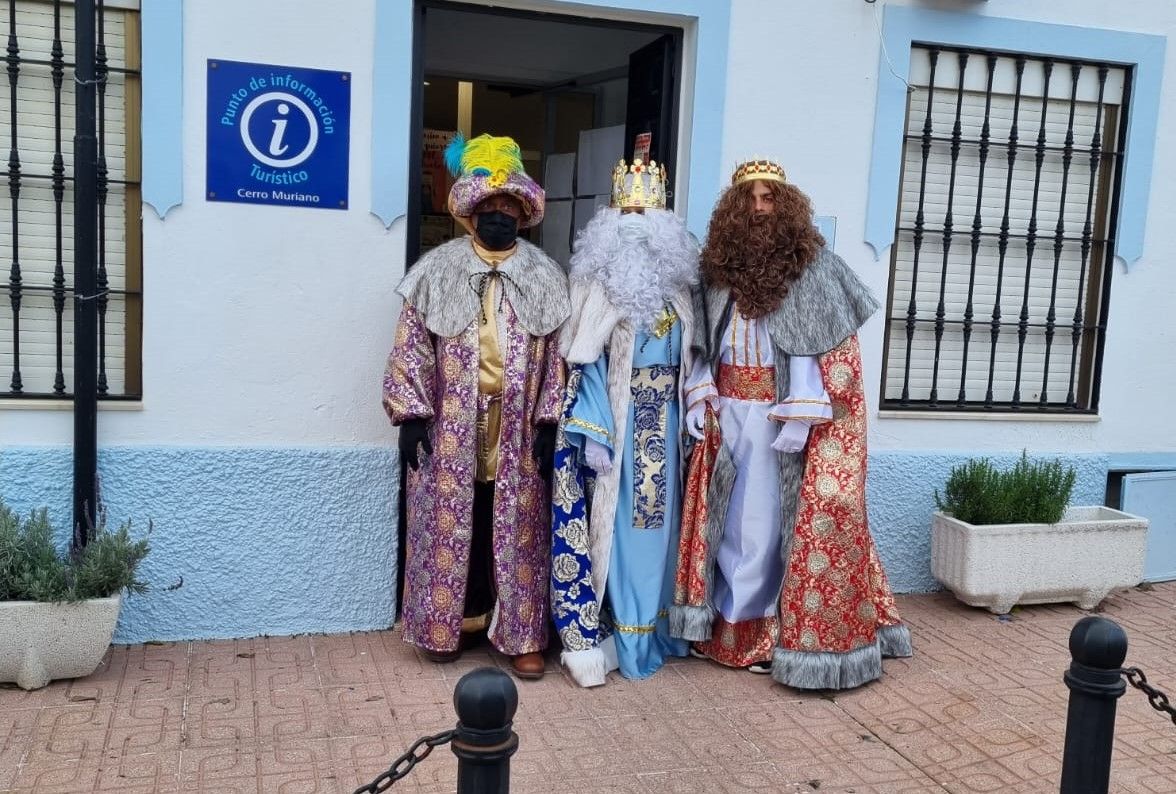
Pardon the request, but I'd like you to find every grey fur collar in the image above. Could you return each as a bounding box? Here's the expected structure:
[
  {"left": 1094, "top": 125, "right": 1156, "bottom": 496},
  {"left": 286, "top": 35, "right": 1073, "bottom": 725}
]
[
  {"left": 397, "top": 237, "right": 571, "bottom": 338},
  {"left": 701, "top": 248, "right": 878, "bottom": 357}
]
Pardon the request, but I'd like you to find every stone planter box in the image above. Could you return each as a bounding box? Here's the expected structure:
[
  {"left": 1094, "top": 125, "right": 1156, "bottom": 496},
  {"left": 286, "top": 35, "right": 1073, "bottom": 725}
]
[
  {"left": 931, "top": 507, "right": 1148, "bottom": 615},
  {"left": 0, "top": 596, "right": 121, "bottom": 690}
]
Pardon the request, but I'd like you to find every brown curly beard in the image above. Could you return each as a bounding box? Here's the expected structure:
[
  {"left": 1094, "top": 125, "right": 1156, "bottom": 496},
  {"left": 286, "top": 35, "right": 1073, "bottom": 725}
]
[{"left": 700, "top": 180, "right": 825, "bottom": 319}]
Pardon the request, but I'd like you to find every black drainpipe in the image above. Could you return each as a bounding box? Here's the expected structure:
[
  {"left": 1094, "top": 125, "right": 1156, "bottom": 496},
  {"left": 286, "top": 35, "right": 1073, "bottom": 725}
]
[{"left": 72, "top": 0, "right": 98, "bottom": 551}]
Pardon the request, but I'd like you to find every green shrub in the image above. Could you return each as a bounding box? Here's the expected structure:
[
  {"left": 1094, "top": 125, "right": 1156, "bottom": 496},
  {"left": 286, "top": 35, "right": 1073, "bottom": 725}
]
[
  {"left": 935, "top": 451, "right": 1077, "bottom": 525},
  {"left": 0, "top": 499, "right": 149, "bottom": 603}
]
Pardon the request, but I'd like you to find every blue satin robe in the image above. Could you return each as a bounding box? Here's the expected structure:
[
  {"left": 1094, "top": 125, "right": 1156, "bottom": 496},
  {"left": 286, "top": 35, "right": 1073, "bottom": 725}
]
[{"left": 565, "top": 322, "right": 688, "bottom": 679}]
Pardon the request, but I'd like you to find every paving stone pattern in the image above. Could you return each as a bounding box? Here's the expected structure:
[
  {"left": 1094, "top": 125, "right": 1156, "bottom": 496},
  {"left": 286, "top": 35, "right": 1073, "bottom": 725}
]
[{"left": 2, "top": 585, "right": 1175, "bottom": 793}]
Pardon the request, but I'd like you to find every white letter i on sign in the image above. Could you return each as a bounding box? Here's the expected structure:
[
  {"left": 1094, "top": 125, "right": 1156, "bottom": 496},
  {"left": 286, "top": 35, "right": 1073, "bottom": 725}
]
[{"left": 268, "top": 103, "right": 291, "bottom": 156}]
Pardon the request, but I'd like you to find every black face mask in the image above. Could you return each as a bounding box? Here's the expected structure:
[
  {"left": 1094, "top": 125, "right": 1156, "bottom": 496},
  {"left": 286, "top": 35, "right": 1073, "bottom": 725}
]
[{"left": 475, "top": 211, "right": 519, "bottom": 251}]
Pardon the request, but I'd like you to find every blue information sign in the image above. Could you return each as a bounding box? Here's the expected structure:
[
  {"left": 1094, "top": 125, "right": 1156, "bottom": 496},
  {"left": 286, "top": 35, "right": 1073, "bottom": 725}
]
[{"left": 206, "top": 59, "right": 350, "bottom": 210}]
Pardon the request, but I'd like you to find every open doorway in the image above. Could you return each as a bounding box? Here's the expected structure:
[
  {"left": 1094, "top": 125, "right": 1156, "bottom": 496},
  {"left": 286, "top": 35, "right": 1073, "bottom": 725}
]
[
  {"left": 407, "top": 0, "right": 684, "bottom": 267},
  {"left": 396, "top": 0, "right": 685, "bottom": 606}
]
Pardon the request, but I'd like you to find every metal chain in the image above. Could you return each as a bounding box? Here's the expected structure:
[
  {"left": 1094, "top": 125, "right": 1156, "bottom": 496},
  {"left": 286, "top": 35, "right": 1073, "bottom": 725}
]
[
  {"left": 352, "top": 729, "right": 456, "bottom": 793},
  {"left": 1121, "top": 667, "right": 1176, "bottom": 727}
]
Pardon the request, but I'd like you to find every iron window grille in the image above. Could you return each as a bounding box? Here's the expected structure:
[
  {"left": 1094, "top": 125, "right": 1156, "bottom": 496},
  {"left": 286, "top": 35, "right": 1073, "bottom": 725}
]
[
  {"left": 881, "top": 44, "right": 1129, "bottom": 413},
  {"left": 1, "top": 0, "right": 142, "bottom": 401}
]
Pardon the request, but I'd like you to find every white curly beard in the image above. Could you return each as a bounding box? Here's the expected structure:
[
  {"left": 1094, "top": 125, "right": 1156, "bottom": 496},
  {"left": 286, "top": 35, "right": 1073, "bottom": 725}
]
[{"left": 568, "top": 208, "right": 699, "bottom": 330}]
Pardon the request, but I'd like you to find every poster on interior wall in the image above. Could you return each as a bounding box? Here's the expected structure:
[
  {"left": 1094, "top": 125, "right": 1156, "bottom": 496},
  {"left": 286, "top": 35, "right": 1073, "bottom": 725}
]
[
  {"left": 206, "top": 59, "right": 351, "bottom": 210},
  {"left": 633, "top": 133, "right": 651, "bottom": 164},
  {"left": 422, "top": 129, "right": 457, "bottom": 214},
  {"left": 420, "top": 215, "right": 455, "bottom": 255}
]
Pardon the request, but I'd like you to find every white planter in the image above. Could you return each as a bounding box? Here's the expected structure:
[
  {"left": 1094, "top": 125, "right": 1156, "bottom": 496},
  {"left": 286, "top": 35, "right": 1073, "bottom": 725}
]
[
  {"left": 931, "top": 507, "right": 1148, "bottom": 614},
  {"left": 0, "top": 595, "right": 122, "bottom": 690}
]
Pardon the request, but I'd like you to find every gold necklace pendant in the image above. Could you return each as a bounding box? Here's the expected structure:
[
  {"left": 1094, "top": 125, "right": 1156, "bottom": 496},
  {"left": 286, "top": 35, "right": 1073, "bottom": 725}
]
[{"left": 650, "top": 305, "right": 679, "bottom": 339}]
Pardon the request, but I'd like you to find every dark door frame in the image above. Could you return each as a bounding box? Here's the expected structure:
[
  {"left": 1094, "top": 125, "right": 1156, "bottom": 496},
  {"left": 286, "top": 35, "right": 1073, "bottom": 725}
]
[{"left": 407, "top": 0, "right": 684, "bottom": 262}]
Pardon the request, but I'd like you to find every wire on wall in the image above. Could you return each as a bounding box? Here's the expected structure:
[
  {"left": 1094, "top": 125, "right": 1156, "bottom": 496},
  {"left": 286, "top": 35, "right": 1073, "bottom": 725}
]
[{"left": 868, "top": 0, "right": 916, "bottom": 93}]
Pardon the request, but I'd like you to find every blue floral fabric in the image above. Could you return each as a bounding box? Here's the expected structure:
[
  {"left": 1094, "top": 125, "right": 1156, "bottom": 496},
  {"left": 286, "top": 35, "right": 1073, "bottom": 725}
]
[{"left": 550, "top": 365, "right": 607, "bottom": 654}]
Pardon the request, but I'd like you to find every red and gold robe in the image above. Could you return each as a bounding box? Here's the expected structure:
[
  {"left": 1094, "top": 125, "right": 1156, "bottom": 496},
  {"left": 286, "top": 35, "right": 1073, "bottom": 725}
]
[{"left": 671, "top": 249, "right": 912, "bottom": 689}]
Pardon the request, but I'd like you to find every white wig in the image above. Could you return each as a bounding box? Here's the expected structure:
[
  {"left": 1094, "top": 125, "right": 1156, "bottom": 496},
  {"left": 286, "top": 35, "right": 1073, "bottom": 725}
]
[{"left": 568, "top": 207, "right": 699, "bottom": 329}]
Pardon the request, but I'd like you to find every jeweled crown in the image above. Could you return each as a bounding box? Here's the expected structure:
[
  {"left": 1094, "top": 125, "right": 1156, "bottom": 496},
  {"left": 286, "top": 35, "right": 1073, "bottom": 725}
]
[
  {"left": 611, "top": 158, "right": 668, "bottom": 210},
  {"left": 731, "top": 159, "right": 787, "bottom": 186}
]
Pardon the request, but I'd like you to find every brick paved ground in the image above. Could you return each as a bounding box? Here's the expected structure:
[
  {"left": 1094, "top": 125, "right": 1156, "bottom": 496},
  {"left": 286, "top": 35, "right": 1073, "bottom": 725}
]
[{"left": 2, "top": 584, "right": 1175, "bottom": 793}]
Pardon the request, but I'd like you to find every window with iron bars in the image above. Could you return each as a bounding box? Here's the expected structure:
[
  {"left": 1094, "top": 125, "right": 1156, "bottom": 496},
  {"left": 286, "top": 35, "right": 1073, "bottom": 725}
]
[
  {"left": 881, "top": 45, "right": 1128, "bottom": 414},
  {"left": 1, "top": 0, "right": 142, "bottom": 401}
]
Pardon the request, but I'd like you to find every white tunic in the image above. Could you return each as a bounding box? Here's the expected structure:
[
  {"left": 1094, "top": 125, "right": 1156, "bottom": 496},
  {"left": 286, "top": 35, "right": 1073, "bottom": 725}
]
[{"left": 685, "top": 312, "right": 832, "bottom": 623}]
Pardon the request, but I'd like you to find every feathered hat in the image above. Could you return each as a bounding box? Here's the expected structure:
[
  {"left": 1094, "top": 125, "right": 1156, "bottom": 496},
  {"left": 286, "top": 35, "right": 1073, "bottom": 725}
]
[{"left": 445, "top": 133, "right": 545, "bottom": 228}]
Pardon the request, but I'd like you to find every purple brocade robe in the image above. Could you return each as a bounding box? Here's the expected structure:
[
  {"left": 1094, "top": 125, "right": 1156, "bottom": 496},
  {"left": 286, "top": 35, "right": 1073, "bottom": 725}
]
[{"left": 383, "top": 298, "right": 564, "bottom": 655}]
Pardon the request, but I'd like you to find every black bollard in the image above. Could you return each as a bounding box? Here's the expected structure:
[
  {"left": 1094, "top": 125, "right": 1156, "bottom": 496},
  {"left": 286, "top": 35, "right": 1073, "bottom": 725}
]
[
  {"left": 451, "top": 667, "right": 520, "bottom": 794},
  {"left": 1060, "top": 616, "right": 1128, "bottom": 794}
]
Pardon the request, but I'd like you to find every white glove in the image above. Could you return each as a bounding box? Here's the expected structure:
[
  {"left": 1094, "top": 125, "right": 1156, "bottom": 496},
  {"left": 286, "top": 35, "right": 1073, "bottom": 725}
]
[
  {"left": 771, "top": 421, "right": 811, "bottom": 454},
  {"left": 686, "top": 401, "right": 710, "bottom": 440},
  {"left": 584, "top": 437, "right": 613, "bottom": 474}
]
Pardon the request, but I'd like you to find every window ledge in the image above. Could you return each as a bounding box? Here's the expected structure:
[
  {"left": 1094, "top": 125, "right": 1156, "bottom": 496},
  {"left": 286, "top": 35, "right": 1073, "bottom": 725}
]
[
  {"left": 877, "top": 410, "right": 1099, "bottom": 423},
  {"left": 1, "top": 399, "right": 143, "bottom": 412},
  {"left": 58, "top": 0, "right": 140, "bottom": 10}
]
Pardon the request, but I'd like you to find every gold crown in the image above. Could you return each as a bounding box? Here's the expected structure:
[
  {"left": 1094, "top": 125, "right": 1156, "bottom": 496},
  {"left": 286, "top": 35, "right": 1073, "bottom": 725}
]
[
  {"left": 610, "top": 158, "right": 668, "bottom": 209},
  {"left": 731, "top": 159, "right": 787, "bottom": 186}
]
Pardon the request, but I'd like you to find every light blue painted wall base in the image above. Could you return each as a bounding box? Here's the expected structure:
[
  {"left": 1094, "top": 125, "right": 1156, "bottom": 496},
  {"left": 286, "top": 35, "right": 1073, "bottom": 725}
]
[
  {"left": 3, "top": 446, "right": 1110, "bottom": 640},
  {"left": 1108, "top": 453, "right": 1176, "bottom": 471},
  {"left": 1, "top": 446, "right": 399, "bottom": 644}
]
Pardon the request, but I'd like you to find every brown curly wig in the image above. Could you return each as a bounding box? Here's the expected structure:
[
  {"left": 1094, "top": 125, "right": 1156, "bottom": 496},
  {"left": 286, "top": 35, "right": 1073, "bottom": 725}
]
[{"left": 700, "top": 180, "right": 825, "bottom": 318}]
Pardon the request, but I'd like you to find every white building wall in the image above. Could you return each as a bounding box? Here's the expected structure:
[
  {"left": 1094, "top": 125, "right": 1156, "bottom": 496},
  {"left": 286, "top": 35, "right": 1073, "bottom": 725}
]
[
  {"left": 4, "top": 0, "right": 401, "bottom": 449},
  {"left": 6, "top": 0, "right": 1171, "bottom": 456},
  {"left": 720, "top": 0, "right": 1176, "bottom": 455}
]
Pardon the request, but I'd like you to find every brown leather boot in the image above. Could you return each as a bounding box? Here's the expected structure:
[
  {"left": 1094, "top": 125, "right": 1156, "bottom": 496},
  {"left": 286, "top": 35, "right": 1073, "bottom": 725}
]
[{"left": 509, "top": 652, "right": 545, "bottom": 680}]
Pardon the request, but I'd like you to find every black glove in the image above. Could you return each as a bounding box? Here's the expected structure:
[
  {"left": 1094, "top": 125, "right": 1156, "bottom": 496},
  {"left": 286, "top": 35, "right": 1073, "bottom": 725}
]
[
  {"left": 399, "top": 419, "right": 433, "bottom": 471},
  {"left": 532, "top": 423, "right": 558, "bottom": 481}
]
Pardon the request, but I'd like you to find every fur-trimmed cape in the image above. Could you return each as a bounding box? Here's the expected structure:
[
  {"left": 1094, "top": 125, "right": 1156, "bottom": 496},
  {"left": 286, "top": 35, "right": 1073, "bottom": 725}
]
[
  {"left": 673, "top": 248, "right": 913, "bottom": 690},
  {"left": 698, "top": 247, "right": 879, "bottom": 360},
  {"left": 551, "top": 208, "right": 700, "bottom": 687},
  {"left": 551, "top": 280, "right": 696, "bottom": 687},
  {"left": 397, "top": 237, "right": 570, "bottom": 338}
]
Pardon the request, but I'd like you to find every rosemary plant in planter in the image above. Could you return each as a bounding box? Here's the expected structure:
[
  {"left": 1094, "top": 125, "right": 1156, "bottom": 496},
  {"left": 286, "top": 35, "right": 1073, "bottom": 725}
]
[
  {"left": 930, "top": 453, "right": 1149, "bottom": 615},
  {"left": 0, "top": 500, "right": 149, "bottom": 690}
]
